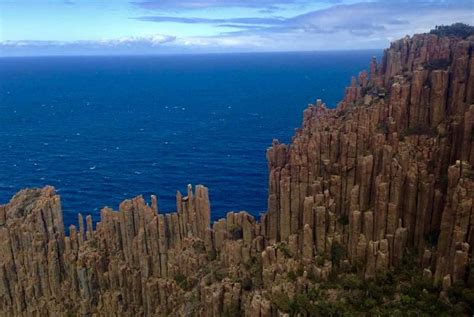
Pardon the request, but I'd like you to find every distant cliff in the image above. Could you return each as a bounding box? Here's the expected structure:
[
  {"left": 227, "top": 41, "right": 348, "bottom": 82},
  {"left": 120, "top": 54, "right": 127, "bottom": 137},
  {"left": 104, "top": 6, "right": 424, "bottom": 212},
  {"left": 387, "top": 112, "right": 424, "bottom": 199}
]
[{"left": 1, "top": 25, "right": 473, "bottom": 316}]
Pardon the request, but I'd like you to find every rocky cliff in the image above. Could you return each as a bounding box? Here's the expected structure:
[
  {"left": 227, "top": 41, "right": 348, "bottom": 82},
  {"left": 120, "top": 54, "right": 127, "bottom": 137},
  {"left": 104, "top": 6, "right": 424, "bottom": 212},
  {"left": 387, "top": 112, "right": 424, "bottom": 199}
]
[{"left": 1, "top": 27, "right": 473, "bottom": 316}]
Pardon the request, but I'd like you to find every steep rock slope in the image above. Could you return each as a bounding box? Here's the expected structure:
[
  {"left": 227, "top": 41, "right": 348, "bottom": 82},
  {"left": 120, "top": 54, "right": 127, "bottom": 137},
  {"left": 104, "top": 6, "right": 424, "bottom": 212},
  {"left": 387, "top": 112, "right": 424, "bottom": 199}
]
[
  {"left": 264, "top": 31, "right": 474, "bottom": 284},
  {"left": 0, "top": 29, "right": 473, "bottom": 316}
]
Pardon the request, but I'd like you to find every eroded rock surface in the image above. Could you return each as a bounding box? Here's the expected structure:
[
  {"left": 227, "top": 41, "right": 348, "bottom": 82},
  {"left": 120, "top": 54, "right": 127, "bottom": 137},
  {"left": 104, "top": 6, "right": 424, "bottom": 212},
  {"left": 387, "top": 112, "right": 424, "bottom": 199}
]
[{"left": 1, "top": 30, "right": 473, "bottom": 316}]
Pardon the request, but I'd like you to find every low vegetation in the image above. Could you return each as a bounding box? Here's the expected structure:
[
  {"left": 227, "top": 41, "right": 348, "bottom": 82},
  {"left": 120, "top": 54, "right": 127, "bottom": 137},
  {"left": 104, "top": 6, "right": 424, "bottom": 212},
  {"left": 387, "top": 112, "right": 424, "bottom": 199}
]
[
  {"left": 174, "top": 273, "right": 189, "bottom": 290},
  {"left": 399, "top": 124, "right": 437, "bottom": 140},
  {"left": 424, "top": 58, "right": 451, "bottom": 71},
  {"left": 268, "top": 249, "right": 473, "bottom": 316},
  {"left": 430, "top": 23, "right": 474, "bottom": 39}
]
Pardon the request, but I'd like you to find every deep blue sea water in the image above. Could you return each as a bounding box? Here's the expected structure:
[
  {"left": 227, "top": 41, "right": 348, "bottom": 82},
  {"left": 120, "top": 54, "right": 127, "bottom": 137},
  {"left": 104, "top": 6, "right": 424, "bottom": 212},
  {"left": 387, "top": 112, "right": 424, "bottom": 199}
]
[{"left": 0, "top": 51, "right": 380, "bottom": 227}]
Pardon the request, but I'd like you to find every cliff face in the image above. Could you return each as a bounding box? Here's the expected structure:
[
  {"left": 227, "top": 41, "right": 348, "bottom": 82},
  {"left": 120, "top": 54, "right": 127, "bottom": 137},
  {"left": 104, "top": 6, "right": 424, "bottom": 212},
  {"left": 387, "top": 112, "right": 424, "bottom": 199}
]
[
  {"left": 1, "top": 31, "right": 473, "bottom": 316},
  {"left": 264, "top": 32, "right": 474, "bottom": 283}
]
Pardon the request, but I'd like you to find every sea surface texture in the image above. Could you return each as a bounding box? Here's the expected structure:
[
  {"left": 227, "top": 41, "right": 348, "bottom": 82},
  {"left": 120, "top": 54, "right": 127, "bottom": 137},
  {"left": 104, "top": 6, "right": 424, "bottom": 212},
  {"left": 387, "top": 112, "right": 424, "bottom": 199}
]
[{"left": 0, "top": 51, "right": 379, "bottom": 226}]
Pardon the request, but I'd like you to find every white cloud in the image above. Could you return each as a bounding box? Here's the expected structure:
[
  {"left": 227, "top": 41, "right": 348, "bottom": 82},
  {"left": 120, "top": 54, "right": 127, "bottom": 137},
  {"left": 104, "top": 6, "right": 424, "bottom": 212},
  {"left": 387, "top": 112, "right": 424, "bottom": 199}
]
[
  {"left": 132, "top": 0, "right": 329, "bottom": 10},
  {"left": 1, "top": 1, "right": 472, "bottom": 55},
  {"left": 97, "top": 34, "right": 176, "bottom": 47},
  {"left": 130, "top": 1, "right": 473, "bottom": 52},
  {"left": 177, "top": 35, "right": 268, "bottom": 48},
  {"left": 0, "top": 34, "right": 177, "bottom": 56}
]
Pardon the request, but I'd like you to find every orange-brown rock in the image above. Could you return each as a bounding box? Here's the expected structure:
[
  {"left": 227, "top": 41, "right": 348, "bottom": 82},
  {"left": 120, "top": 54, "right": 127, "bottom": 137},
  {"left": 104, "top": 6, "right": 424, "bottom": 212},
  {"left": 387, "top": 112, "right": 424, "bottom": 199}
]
[{"left": 1, "top": 29, "right": 473, "bottom": 316}]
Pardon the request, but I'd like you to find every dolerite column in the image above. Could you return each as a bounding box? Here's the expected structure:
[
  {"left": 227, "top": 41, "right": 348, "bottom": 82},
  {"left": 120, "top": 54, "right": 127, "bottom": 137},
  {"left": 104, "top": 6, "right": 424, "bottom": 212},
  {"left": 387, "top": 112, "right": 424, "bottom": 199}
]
[{"left": 314, "top": 206, "right": 326, "bottom": 253}]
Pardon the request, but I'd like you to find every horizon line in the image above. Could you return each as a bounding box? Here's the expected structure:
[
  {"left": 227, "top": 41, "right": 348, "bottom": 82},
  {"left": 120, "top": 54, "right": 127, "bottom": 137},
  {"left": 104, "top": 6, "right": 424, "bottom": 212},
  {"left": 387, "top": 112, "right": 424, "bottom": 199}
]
[{"left": 0, "top": 47, "right": 384, "bottom": 59}]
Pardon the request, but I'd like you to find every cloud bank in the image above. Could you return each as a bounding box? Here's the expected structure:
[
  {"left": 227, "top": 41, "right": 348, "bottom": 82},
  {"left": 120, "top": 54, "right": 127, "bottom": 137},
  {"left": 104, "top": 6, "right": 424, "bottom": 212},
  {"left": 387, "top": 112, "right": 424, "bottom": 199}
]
[
  {"left": 1, "top": 0, "right": 472, "bottom": 56},
  {"left": 0, "top": 35, "right": 177, "bottom": 56},
  {"left": 132, "top": 0, "right": 473, "bottom": 52},
  {"left": 132, "top": 0, "right": 330, "bottom": 10}
]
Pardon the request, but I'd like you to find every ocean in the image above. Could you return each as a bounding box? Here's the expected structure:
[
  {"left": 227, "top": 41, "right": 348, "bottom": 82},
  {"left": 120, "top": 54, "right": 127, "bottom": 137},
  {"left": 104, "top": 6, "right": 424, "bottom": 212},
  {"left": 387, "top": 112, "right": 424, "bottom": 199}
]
[{"left": 0, "top": 51, "right": 380, "bottom": 227}]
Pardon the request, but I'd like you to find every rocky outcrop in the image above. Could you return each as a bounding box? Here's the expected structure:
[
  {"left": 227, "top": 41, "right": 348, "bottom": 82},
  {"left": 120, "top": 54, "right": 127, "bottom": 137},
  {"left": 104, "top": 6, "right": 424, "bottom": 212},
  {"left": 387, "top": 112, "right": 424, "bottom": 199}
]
[
  {"left": 1, "top": 29, "right": 473, "bottom": 316},
  {"left": 264, "top": 32, "right": 474, "bottom": 286},
  {"left": 0, "top": 185, "right": 213, "bottom": 315}
]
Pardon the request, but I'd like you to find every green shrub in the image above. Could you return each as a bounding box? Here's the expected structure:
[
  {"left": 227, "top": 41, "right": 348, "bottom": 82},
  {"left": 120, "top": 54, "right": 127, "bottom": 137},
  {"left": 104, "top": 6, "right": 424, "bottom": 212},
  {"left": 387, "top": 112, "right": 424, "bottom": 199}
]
[
  {"left": 307, "top": 269, "right": 317, "bottom": 282},
  {"left": 400, "top": 124, "right": 437, "bottom": 139},
  {"left": 430, "top": 23, "right": 474, "bottom": 39},
  {"left": 330, "top": 242, "right": 346, "bottom": 265},
  {"left": 213, "top": 268, "right": 227, "bottom": 281},
  {"left": 246, "top": 256, "right": 263, "bottom": 288},
  {"left": 271, "top": 292, "right": 292, "bottom": 313},
  {"left": 271, "top": 292, "right": 322, "bottom": 316},
  {"left": 424, "top": 58, "right": 451, "bottom": 70},
  {"left": 174, "top": 273, "right": 188, "bottom": 290},
  {"left": 276, "top": 243, "right": 292, "bottom": 258},
  {"left": 340, "top": 274, "right": 363, "bottom": 290},
  {"left": 264, "top": 252, "right": 474, "bottom": 316},
  {"left": 294, "top": 294, "right": 322, "bottom": 316},
  {"left": 287, "top": 270, "right": 297, "bottom": 281},
  {"left": 448, "top": 281, "right": 474, "bottom": 314},
  {"left": 316, "top": 252, "right": 326, "bottom": 266},
  {"left": 350, "top": 259, "right": 365, "bottom": 273},
  {"left": 337, "top": 214, "right": 349, "bottom": 226}
]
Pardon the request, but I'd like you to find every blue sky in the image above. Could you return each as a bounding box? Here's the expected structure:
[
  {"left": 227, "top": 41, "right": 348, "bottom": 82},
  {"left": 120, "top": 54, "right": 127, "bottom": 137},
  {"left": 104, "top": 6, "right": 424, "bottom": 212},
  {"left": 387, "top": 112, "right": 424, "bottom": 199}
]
[{"left": 0, "top": 0, "right": 472, "bottom": 55}]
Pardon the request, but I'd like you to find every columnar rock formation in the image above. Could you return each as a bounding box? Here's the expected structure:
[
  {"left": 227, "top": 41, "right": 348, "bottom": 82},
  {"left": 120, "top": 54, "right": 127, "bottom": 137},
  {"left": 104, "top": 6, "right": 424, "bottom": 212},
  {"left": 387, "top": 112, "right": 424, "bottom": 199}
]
[
  {"left": 1, "top": 29, "right": 473, "bottom": 316},
  {"left": 0, "top": 185, "right": 213, "bottom": 315},
  {"left": 264, "top": 32, "right": 474, "bottom": 284}
]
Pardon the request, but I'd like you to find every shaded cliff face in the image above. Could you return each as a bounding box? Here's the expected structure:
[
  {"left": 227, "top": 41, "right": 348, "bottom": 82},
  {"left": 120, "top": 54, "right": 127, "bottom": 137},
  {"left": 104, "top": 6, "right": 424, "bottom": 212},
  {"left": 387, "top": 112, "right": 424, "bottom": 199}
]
[{"left": 0, "top": 31, "right": 473, "bottom": 316}]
